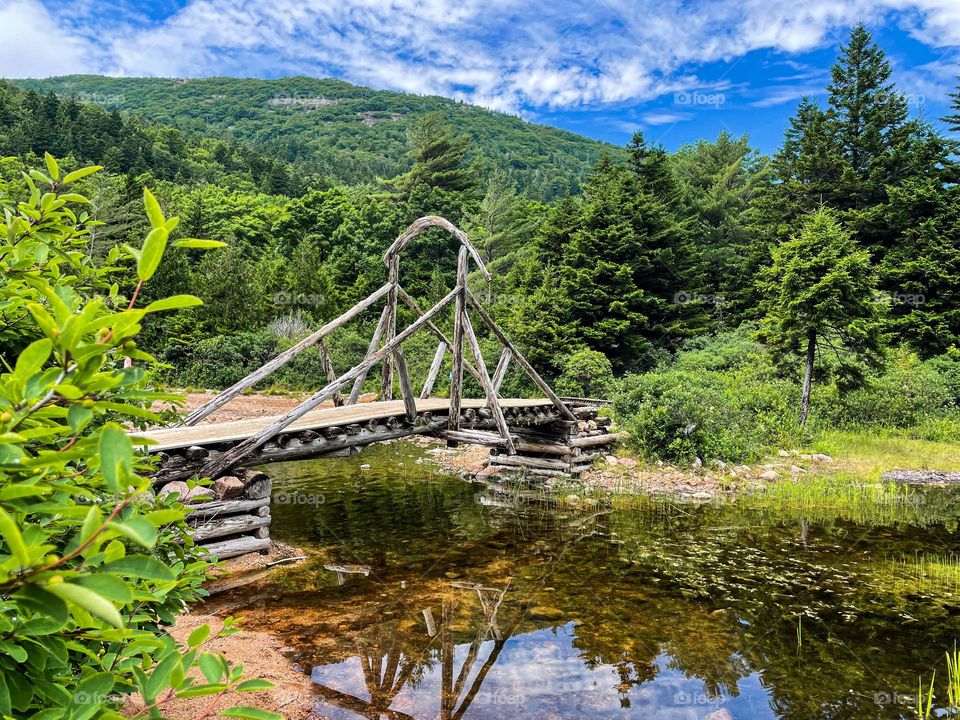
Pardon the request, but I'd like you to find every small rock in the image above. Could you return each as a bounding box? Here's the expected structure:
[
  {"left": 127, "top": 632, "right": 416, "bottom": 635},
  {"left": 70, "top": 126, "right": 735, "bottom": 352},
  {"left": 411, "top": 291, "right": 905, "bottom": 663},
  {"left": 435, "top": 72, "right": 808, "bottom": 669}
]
[
  {"left": 657, "top": 460, "right": 665, "bottom": 467},
  {"left": 184, "top": 485, "right": 214, "bottom": 502},
  {"left": 604, "top": 455, "right": 619, "bottom": 466},
  {"left": 778, "top": 449, "right": 790, "bottom": 458},
  {"left": 734, "top": 465, "right": 751, "bottom": 474},
  {"left": 790, "top": 465, "right": 807, "bottom": 474},
  {"left": 760, "top": 470, "right": 778, "bottom": 481},
  {"left": 713, "top": 459, "right": 727, "bottom": 470},
  {"left": 691, "top": 457, "right": 703, "bottom": 469},
  {"left": 812, "top": 453, "right": 833, "bottom": 463},
  {"left": 691, "top": 491, "right": 713, "bottom": 500},
  {"left": 619, "top": 457, "right": 637, "bottom": 469},
  {"left": 213, "top": 476, "right": 245, "bottom": 500},
  {"left": 360, "top": 464, "right": 371, "bottom": 470},
  {"left": 158, "top": 481, "right": 189, "bottom": 499},
  {"left": 565, "top": 494, "right": 580, "bottom": 505}
]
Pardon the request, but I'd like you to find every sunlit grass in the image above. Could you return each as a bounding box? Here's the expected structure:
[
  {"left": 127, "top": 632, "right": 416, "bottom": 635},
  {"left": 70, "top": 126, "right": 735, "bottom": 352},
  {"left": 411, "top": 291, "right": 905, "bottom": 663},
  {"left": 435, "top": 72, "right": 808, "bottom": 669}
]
[{"left": 807, "top": 430, "right": 960, "bottom": 480}]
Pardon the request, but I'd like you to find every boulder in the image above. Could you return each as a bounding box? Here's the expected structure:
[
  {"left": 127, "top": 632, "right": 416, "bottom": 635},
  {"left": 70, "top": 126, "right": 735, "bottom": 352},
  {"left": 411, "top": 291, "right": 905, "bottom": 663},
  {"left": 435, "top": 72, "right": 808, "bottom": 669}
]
[
  {"left": 213, "top": 475, "right": 245, "bottom": 500},
  {"left": 760, "top": 470, "right": 778, "bottom": 481},
  {"left": 184, "top": 485, "right": 214, "bottom": 502},
  {"left": 812, "top": 453, "right": 833, "bottom": 463},
  {"left": 158, "top": 481, "right": 189, "bottom": 499}
]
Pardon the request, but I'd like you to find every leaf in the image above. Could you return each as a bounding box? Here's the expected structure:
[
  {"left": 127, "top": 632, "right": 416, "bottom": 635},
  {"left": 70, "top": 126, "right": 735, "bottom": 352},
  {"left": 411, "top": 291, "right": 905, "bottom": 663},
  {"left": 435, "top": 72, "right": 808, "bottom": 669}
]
[
  {"left": 44, "top": 152, "right": 59, "bottom": 181},
  {"left": 137, "top": 226, "right": 169, "bottom": 282},
  {"left": 187, "top": 624, "right": 211, "bottom": 648},
  {"left": 220, "top": 707, "right": 283, "bottom": 720},
  {"left": 105, "top": 555, "right": 175, "bottom": 581},
  {"left": 62, "top": 165, "right": 103, "bottom": 184},
  {"left": 99, "top": 424, "right": 132, "bottom": 493},
  {"left": 0, "top": 507, "right": 29, "bottom": 567},
  {"left": 235, "top": 679, "right": 274, "bottom": 692},
  {"left": 46, "top": 581, "right": 123, "bottom": 628},
  {"left": 145, "top": 295, "right": 203, "bottom": 313},
  {"left": 72, "top": 672, "right": 114, "bottom": 720},
  {"left": 73, "top": 573, "right": 134, "bottom": 603},
  {"left": 67, "top": 404, "right": 94, "bottom": 433},
  {"left": 13, "top": 338, "right": 52, "bottom": 379},
  {"left": 143, "top": 187, "right": 165, "bottom": 229},
  {"left": 107, "top": 518, "right": 158, "bottom": 548},
  {"left": 171, "top": 238, "right": 227, "bottom": 250},
  {"left": 198, "top": 653, "right": 222, "bottom": 684}
]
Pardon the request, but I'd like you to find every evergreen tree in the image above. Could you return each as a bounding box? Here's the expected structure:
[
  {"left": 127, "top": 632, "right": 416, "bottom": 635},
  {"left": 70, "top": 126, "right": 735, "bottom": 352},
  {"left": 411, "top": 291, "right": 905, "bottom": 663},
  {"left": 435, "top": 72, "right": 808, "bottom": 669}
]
[
  {"left": 758, "top": 209, "right": 885, "bottom": 425},
  {"left": 387, "top": 112, "right": 474, "bottom": 199}
]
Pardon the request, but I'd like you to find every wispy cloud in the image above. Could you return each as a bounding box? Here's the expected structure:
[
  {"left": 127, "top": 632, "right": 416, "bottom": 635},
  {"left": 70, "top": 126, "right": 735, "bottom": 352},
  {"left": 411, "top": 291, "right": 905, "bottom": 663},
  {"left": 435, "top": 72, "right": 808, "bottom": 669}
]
[
  {"left": 641, "top": 111, "right": 693, "bottom": 125},
  {"left": 2, "top": 0, "right": 958, "bottom": 116}
]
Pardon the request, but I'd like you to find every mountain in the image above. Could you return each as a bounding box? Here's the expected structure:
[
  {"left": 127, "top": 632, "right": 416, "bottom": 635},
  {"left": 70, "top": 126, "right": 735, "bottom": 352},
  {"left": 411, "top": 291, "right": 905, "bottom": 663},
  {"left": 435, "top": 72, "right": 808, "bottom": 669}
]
[{"left": 14, "top": 75, "right": 614, "bottom": 199}]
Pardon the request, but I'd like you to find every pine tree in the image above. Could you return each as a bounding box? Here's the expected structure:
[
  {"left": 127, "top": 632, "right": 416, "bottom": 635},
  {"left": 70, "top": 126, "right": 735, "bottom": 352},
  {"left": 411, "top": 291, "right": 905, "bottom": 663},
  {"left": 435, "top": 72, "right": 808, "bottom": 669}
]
[
  {"left": 387, "top": 112, "right": 474, "bottom": 199},
  {"left": 947, "top": 76, "right": 960, "bottom": 133},
  {"left": 827, "top": 23, "right": 909, "bottom": 210},
  {"left": 758, "top": 208, "right": 885, "bottom": 425}
]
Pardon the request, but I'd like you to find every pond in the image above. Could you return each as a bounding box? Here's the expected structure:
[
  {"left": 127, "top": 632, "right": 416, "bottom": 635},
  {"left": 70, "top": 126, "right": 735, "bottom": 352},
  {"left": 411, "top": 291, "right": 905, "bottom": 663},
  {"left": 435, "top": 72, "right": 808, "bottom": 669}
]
[{"left": 209, "top": 442, "right": 960, "bottom": 719}]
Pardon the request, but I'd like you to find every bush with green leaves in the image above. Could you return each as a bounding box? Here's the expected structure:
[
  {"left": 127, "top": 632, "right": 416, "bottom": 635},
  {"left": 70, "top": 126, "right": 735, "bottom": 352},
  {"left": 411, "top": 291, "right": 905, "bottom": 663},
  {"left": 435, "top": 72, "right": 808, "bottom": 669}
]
[
  {"left": 0, "top": 155, "right": 280, "bottom": 719},
  {"left": 555, "top": 348, "right": 614, "bottom": 398}
]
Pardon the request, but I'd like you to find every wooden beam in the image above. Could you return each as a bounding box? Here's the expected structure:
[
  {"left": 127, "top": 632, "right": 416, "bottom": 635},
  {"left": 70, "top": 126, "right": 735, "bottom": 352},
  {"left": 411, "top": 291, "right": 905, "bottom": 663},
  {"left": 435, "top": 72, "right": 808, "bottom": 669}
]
[
  {"left": 380, "top": 257, "right": 399, "bottom": 401},
  {"left": 420, "top": 341, "right": 447, "bottom": 399},
  {"left": 397, "top": 286, "right": 483, "bottom": 385},
  {"left": 447, "top": 247, "right": 468, "bottom": 438},
  {"left": 200, "top": 286, "right": 461, "bottom": 478},
  {"left": 184, "top": 282, "right": 392, "bottom": 425},
  {"left": 318, "top": 338, "right": 343, "bottom": 407},
  {"left": 393, "top": 346, "right": 417, "bottom": 423},
  {"left": 491, "top": 348, "right": 511, "bottom": 395},
  {"left": 384, "top": 216, "right": 490, "bottom": 282},
  {"left": 461, "top": 309, "right": 515, "bottom": 454},
  {"left": 465, "top": 289, "right": 576, "bottom": 421},
  {"left": 347, "top": 304, "right": 389, "bottom": 405}
]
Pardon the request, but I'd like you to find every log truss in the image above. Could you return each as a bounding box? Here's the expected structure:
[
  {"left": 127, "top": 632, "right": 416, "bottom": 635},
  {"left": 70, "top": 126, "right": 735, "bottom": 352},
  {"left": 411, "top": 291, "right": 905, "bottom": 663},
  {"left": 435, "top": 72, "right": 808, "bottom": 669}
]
[{"left": 181, "top": 216, "right": 578, "bottom": 479}]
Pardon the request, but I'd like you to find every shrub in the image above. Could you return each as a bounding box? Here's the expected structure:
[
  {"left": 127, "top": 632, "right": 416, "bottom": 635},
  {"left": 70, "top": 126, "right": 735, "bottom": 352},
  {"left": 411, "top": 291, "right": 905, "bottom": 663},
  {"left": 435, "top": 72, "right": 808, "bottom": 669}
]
[
  {"left": 0, "top": 156, "right": 279, "bottom": 718},
  {"left": 555, "top": 348, "right": 615, "bottom": 398}
]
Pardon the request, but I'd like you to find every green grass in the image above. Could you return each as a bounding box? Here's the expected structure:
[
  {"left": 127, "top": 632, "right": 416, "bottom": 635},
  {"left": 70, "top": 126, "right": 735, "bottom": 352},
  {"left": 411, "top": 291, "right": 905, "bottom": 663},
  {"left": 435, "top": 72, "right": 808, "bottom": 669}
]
[{"left": 807, "top": 430, "right": 960, "bottom": 480}]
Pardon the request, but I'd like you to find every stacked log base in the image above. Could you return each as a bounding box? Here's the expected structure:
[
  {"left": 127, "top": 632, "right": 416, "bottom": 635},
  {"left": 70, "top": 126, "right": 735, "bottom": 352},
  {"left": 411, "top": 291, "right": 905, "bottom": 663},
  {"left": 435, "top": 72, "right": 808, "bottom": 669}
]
[
  {"left": 484, "top": 407, "right": 624, "bottom": 477},
  {"left": 182, "top": 469, "right": 273, "bottom": 560}
]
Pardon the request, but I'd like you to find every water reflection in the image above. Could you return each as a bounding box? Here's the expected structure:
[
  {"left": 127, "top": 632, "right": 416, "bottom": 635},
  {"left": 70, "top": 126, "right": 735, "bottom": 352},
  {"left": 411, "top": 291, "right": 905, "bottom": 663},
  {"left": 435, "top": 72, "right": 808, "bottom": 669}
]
[{"left": 209, "top": 444, "right": 960, "bottom": 719}]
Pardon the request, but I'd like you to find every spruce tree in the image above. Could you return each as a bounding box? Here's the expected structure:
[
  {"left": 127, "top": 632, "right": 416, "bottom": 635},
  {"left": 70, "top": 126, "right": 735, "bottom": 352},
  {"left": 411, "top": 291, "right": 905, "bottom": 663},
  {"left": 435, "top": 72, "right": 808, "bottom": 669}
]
[{"left": 758, "top": 208, "right": 885, "bottom": 425}]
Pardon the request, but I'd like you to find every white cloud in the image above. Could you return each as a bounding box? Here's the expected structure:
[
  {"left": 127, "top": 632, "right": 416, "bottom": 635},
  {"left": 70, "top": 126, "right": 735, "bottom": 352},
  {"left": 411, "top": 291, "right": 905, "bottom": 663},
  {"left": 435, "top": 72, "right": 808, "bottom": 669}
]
[
  {"left": 8, "top": 0, "right": 960, "bottom": 114},
  {"left": 641, "top": 111, "right": 693, "bottom": 125},
  {"left": 0, "top": 0, "right": 93, "bottom": 77}
]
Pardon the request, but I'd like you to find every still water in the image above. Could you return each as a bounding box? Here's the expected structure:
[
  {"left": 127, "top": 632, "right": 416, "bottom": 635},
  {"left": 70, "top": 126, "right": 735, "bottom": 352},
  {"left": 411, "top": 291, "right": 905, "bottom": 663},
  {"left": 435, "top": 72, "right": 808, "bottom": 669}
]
[{"left": 212, "top": 443, "right": 960, "bottom": 719}]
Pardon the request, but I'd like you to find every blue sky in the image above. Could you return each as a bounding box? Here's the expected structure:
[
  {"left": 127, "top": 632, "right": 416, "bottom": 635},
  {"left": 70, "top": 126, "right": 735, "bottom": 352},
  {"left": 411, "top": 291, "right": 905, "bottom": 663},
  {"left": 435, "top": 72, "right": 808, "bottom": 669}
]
[{"left": 1, "top": 0, "right": 958, "bottom": 153}]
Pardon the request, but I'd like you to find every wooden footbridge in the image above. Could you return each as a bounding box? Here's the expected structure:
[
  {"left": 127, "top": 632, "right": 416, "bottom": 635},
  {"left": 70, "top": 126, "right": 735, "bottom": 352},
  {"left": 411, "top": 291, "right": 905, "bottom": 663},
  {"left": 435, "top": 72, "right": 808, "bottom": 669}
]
[{"left": 136, "top": 216, "right": 617, "bottom": 556}]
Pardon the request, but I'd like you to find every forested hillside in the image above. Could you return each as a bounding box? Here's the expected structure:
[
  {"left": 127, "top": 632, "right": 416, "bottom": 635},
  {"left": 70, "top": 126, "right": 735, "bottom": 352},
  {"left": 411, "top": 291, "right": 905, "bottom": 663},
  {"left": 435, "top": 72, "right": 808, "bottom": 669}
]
[
  {"left": 2, "top": 23, "right": 959, "bottom": 462},
  {"left": 13, "top": 75, "right": 612, "bottom": 198}
]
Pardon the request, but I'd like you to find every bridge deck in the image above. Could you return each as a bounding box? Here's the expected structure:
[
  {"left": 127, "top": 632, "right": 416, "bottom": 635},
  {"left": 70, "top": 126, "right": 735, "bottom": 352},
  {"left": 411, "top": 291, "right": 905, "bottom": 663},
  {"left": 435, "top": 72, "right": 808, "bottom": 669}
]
[{"left": 137, "top": 397, "right": 554, "bottom": 452}]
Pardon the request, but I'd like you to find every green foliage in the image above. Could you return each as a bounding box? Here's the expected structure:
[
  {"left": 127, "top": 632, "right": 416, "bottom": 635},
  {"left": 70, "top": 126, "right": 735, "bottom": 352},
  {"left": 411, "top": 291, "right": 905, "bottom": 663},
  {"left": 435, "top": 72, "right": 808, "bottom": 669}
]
[
  {"left": 758, "top": 208, "right": 885, "bottom": 422},
  {"left": 555, "top": 349, "right": 614, "bottom": 398},
  {"left": 613, "top": 329, "right": 800, "bottom": 462},
  {"left": 0, "top": 163, "right": 279, "bottom": 719}
]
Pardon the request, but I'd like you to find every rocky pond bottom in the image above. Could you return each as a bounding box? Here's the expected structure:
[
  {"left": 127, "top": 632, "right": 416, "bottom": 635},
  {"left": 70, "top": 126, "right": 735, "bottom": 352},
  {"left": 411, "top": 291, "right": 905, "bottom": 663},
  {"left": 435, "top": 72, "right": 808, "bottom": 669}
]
[{"left": 206, "top": 443, "right": 960, "bottom": 719}]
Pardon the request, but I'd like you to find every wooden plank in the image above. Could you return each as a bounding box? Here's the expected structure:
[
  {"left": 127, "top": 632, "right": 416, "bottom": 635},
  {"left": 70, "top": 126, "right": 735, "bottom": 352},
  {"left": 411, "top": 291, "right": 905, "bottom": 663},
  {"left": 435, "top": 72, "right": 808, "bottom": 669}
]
[
  {"left": 488, "top": 454, "right": 569, "bottom": 470},
  {"left": 465, "top": 289, "right": 577, "bottom": 422},
  {"left": 198, "top": 536, "right": 271, "bottom": 560},
  {"left": 393, "top": 346, "right": 417, "bottom": 423},
  {"left": 318, "top": 338, "right": 343, "bottom": 407},
  {"left": 420, "top": 341, "right": 447, "bottom": 399},
  {"left": 461, "top": 309, "right": 515, "bottom": 454},
  {"left": 183, "top": 282, "right": 392, "bottom": 426},
  {"left": 491, "top": 348, "right": 511, "bottom": 395},
  {"left": 347, "top": 304, "right": 389, "bottom": 405},
  {"left": 568, "top": 432, "right": 628, "bottom": 449},
  {"left": 199, "top": 286, "right": 461, "bottom": 477},
  {"left": 137, "top": 398, "right": 556, "bottom": 452}
]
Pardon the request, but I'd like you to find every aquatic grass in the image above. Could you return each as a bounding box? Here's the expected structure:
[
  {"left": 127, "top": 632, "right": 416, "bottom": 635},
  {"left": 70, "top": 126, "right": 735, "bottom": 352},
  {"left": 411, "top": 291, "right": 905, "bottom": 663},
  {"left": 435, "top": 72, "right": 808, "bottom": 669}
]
[{"left": 917, "top": 671, "right": 936, "bottom": 719}]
